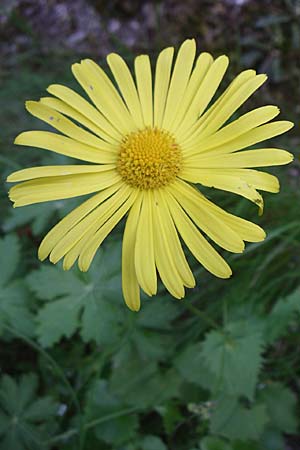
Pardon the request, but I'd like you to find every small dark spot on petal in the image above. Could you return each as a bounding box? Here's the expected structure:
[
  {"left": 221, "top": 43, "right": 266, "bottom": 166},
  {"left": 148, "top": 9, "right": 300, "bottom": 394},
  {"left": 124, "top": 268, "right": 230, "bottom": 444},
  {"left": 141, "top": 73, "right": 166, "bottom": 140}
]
[{"left": 49, "top": 116, "right": 54, "bottom": 120}]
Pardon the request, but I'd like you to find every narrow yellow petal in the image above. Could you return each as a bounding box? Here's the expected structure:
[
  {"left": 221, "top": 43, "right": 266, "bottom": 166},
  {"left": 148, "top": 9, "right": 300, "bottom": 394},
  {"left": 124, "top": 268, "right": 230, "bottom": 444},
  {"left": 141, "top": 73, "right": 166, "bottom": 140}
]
[
  {"left": 185, "top": 121, "right": 294, "bottom": 158},
  {"left": 162, "top": 39, "right": 196, "bottom": 130},
  {"left": 50, "top": 184, "right": 131, "bottom": 263},
  {"left": 166, "top": 191, "right": 232, "bottom": 278},
  {"left": 134, "top": 191, "right": 157, "bottom": 296},
  {"left": 72, "top": 60, "right": 136, "bottom": 135},
  {"left": 107, "top": 53, "right": 144, "bottom": 129},
  {"left": 178, "top": 187, "right": 266, "bottom": 243},
  {"left": 193, "top": 74, "right": 268, "bottom": 140},
  {"left": 233, "top": 169, "right": 280, "bottom": 193},
  {"left": 183, "top": 105, "right": 280, "bottom": 155},
  {"left": 7, "top": 164, "right": 116, "bottom": 182},
  {"left": 15, "top": 131, "right": 117, "bottom": 164},
  {"left": 152, "top": 190, "right": 185, "bottom": 298},
  {"left": 122, "top": 195, "right": 142, "bottom": 311},
  {"left": 170, "top": 52, "right": 213, "bottom": 133},
  {"left": 206, "top": 203, "right": 266, "bottom": 243},
  {"left": 179, "top": 69, "right": 257, "bottom": 145},
  {"left": 134, "top": 55, "right": 153, "bottom": 127},
  {"left": 169, "top": 181, "right": 245, "bottom": 253},
  {"left": 156, "top": 190, "right": 195, "bottom": 288},
  {"left": 9, "top": 170, "right": 120, "bottom": 207},
  {"left": 40, "top": 97, "right": 116, "bottom": 144},
  {"left": 180, "top": 169, "right": 264, "bottom": 214},
  {"left": 185, "top": 148, "right": 293, "bottom": 169},
  {"left": 38, "top": 182, "right": 122, "bottom": 261},
  {"left": 25, "top": 101, "right": 110, "bottom": 150},
  {"left": 175, "top": 55, "right": 229, "bottom": 138},
  {"left": 47, "top": 84, "right": 121, "bottom": 142},
  {"left": 153, "top": 47, "right": 174, "bottom": 127},
  {"left": 78, "top": 190, "right": 138, "bottom": 272}
]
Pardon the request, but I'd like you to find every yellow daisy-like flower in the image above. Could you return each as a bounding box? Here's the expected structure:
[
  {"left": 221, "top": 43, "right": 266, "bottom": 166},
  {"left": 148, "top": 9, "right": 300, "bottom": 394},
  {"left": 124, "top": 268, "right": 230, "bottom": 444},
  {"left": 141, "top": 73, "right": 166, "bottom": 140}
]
[{"left": 7, "top": 39, "right": 293, "bottom": 311}]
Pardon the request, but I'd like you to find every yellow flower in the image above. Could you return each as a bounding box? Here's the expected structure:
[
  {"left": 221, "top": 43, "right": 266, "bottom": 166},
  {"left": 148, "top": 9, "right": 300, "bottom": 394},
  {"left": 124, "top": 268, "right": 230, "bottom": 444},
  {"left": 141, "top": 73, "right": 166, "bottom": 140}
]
[{"left": 7, "top": 39, "right": 293, "bottom": 311}]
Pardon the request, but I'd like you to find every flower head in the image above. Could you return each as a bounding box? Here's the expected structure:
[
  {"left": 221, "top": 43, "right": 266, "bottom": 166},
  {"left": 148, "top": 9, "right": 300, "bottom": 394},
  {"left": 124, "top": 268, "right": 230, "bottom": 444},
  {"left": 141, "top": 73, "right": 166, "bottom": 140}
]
[{"left": 7, "top": 39, "right": 293, "bottom": 311}]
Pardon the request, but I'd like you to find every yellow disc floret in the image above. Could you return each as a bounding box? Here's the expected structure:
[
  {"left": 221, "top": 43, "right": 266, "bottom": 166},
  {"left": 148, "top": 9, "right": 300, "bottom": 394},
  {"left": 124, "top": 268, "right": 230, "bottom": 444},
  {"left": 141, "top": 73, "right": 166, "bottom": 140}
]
[{"left": 117, "top": 127, "right": 182, "bottom": 190}]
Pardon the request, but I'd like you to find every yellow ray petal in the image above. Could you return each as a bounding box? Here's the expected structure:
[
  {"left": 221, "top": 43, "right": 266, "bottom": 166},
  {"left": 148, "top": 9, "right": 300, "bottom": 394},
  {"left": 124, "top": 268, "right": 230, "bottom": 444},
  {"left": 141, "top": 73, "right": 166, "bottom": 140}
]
[
  {"left": 180, "top": 169, "right": 264, "bottom": 214},
  {"left": 134, "top": 191, "right": 157, "bottom": 296},
  {"left": 205, "top": 202, "right": 266, "bottom": 243},
  {"left": 134, "top": 54, "right": 153, "bottom": 127},
  {"left": 72, "top": 60, "right": 136, "bottom": 135},
  {"left": 169, "top": 181, "right": 245, "bottom": 253},
  {"left": 122, "top": 195, "right": 142, "bottom": 311},
  {"left": 38, "top": 182, "right": 122, "bottom": 261},
  {"left": 40, "top": 97, "right": 115, "bottom": 143},
  {"left": 25, "top": 101, "right": 112, "bottom": 150},
  {"left": 78, "top": 190, "right": 138, "bottom": 272},
  {"left": 153, "top": 46, "right": 174, "bottom": 127},
  {"left": 233, "top": 169, "right": 280, "bottom": 193},
  {"left": 183, "top": 105, "right": 280, "bottom": 155},
  {"left": 50, "top": 184, "right": 131, "bottom": 264},
  {"left": 7, "top": 164, "right": 116, "bottom": 182},
  {"left": 175, "top": 55, "right": 229, "bottom": 139},
  {"left": 156, "top": 190, "right": 195, "bottom": 288},
  {"left": 9, "top": 170, "right": 120, "bottom": 207},
  {"left": 170, "top": 52, "right": 213, "bottom": 133},
  {"left": 171, "top": 180, "right": 265, "bottom": 242},
  {"left": 47, "top": 84, "right": 121, "bottom": 143},
  {"left": 152, "top": 190, "right": 185, "bottom": 298},
  {"left": 162, "top": 39, "right": 196, "bottom": 130},
  {"left": 185, "top": 148, "right": 293, "bottom": 169},
  {"left": 192, "top": 74, "right": 267, "bottom": 140},
  {"left": 107, "top": 53, "right": 144, "bottom": 129},
  {"left": 166, "top": 191, "right": 232, "bottom": 278},
  {"left": 15, "top": 131, "right": 117, "bottom": 164},
  {"left": 179, "top": 69, "right": 257, "bottom": 145},
  {"left": 185, "top": 121, "right": 294, "bottom": 158}
]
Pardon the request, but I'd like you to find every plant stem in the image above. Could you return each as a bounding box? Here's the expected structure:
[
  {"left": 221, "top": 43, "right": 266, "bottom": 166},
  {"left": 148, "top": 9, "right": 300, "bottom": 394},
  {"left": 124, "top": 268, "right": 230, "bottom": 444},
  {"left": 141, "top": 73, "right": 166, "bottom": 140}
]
[
  {"left": 4, "top": 324, "right": 84, "bottom": 450},
  {"left": 184, "top": 301, "right": 220, "bottom": 330}
]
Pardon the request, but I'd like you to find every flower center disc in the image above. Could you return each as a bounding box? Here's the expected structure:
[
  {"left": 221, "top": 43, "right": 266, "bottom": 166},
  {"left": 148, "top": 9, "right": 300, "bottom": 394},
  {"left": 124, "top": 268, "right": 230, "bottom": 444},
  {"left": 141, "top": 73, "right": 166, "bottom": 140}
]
[{"left": 117, "top": 127, "right": 182, "bottom": 190}]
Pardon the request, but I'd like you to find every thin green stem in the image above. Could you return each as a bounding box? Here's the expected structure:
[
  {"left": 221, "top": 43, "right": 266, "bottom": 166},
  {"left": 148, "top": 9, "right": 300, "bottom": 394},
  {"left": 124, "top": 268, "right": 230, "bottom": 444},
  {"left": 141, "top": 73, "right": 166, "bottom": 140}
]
[
  {"left": 3, "top": 324, "right": 83, "bottom": 450},
  {"left": 184, "top": 301, "right": 220, "bottom": 330},
  {"left": 47, "top": 406, "right": 141, "bottom": 445}
]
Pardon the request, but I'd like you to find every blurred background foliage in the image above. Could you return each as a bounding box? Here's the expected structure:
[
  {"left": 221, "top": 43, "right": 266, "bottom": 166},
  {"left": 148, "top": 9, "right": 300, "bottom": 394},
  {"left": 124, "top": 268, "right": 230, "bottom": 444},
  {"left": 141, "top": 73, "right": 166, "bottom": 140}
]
[{"left": 1, "top": 0, "right": 300, "bottom": 449}]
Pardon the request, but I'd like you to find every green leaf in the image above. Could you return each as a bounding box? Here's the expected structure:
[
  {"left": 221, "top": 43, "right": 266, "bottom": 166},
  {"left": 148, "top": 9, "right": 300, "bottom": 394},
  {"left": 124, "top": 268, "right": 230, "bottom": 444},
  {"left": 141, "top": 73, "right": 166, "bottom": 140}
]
[
  {"left": 36, "top": 296, "right": 82, "bottom": 347},
  {"left": 137, "top": 301, "right": 181, "bottom": 330},
  {"left": 110, "top": 358, "right": 181, "bottom": 408},
  {"left": 174, "top": 343, "right": 217, "bottom": 390},
  {"left": 0, "top": 281, "right": 34, "bottom": 337},
  {"left": 201, "top": 321, "right": 264, "bottom": 399},
  {"left": 141, "top": 435, "right": 167, "bottom": 450},
  {"left": 0, "top": 373, "right": 57, "bottom": 450},
  {"left": 200, "top": 436, "right": 231, "bottom": 450},
  {"left": 210, "top": 396, "right": 269, "bottom": 441},
  {"left": 260, "top": 428, "right": 285, "bottom": 450},
  {"left": 84, "top": 379, "right": 138, "bottom": 446},
  {"left": 31, "top": 240, "right": 125, "bottom": 347},
  {"left": 265, "top": 288, "right": 300, "bottom": 343},
  {"left": 259, "top": 382, "right": 297, "bottom": 433},
  {"left": 27, "top": 265, "right": 82, "bottom": 301},
  {"left": 0, "top": 234, "right": 20, "bottom": 287}
]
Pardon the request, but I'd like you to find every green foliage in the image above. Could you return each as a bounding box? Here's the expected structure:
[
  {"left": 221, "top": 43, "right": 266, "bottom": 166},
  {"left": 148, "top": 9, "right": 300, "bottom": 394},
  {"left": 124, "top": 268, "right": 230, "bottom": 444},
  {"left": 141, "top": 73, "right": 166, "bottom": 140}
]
[
  {"left": 1, "top": 2, "right": 300, "bottom": 448},
  {"left": 210, "top": 396, "right": 268, "bottom": 440},
  {"left": 27, "top": 241, "right": 124, "bottom": 347},
  {"left": 201, "top": 320, "right": 264, "bottom": 400},
  {"left": 0, "top": 373, "right": 57, "bottom": 450},
  {"left": 259, "top": 382, "right": 297, "bottom": 434},
  {"left": 0, "top": 235, "right": 34, "bottom": 337}
]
